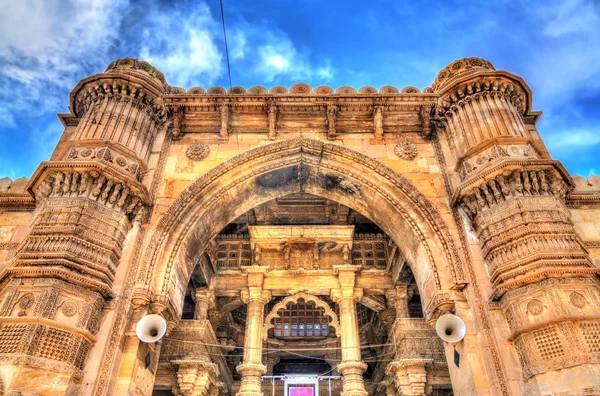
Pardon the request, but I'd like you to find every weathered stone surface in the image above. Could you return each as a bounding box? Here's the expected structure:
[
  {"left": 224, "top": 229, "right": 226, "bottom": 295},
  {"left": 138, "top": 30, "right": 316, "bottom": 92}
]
[{"left": 0, "top": 57, "right": 598, "bottom": 395}]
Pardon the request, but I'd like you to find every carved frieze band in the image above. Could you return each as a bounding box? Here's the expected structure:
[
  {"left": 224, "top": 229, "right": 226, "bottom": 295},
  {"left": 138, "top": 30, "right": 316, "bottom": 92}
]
[
  {"left": 67, "top": 146, "right": 143, "bottom": 182},
  {"left": 458, "top": 168, "right": 568, "bottom": 221},
  {"left": 33, "top": 169, "right": 147, "bottom": 222}
]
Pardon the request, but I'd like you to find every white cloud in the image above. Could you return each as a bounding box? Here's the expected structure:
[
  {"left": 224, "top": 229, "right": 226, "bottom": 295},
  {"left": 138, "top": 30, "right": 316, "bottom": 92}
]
[
  {"left": 0, "top": 0, "right": 127, "bottom": 86},
  {"left": 546, "top": 130, "right": 600, "bottom": 148},
  {"left": 521, "top": 0, "right": 600, "bottom": 105},
  {"left": 0, "top": 0, "right": 128, "bottom": 119},
  {"left": 138, "top": 3, "right": 224, "bottom": 88},
  {"left": 538, "top": 0, "right": 600, "bottom": 37},
  {"left": 231, "top": 24, "right": 335, "bottom": 83}
]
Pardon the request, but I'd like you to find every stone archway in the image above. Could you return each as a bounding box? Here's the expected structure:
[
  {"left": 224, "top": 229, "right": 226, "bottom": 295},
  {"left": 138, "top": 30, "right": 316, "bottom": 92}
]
[{"left": 137, "top": 137, "right": 465, "bottom": 320}]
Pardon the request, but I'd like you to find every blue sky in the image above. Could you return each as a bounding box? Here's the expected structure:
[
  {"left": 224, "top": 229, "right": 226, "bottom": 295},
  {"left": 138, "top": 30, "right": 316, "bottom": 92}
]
[{"left": 1, "top": 0, "right": 599, "bottom": 179}]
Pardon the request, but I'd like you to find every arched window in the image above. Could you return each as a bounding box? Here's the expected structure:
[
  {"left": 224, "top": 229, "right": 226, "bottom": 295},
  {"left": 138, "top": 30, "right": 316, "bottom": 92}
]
[{"left": 273, "top": 299, "right": 331, "bottom": 339}]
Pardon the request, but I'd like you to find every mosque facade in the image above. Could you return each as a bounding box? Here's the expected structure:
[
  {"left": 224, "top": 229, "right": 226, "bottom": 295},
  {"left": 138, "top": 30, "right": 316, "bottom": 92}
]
[{"left": 0, "top": 57, "right": 599, "bottom": 395}]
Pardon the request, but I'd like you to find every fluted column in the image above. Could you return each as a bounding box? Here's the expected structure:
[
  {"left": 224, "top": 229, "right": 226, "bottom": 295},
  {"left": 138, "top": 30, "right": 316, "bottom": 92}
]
[
  {"left": 331, "top": 265, "right": 368, "bottom": 396},
  {"left": 237, "top": 267, "right": 270, "bottom": 396}
]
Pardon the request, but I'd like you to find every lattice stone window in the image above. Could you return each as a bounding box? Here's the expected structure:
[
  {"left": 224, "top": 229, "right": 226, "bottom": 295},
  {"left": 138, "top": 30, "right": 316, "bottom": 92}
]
[
  {"left": 533, "top": 327, "right": 564, "bottom": 360},
  {"left": 581, "top": 322, "right": 600, "bottom": 352},
  {"left": 352, "top": 235, "right": 387, "bottom": 268},
  {"left": 216, "top": 238, "right": 251, "bottom": 268},
  {"left": 274, "top": 299, "right": 331, "bottom": 339}
]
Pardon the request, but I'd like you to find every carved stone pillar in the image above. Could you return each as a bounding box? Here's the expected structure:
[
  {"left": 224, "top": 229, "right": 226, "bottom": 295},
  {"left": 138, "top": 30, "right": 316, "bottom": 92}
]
[
  {"left": 194, "top": 288, "right": 215, "bottom": 320},
  {"left": 208, "top": 381, "right": 225, "bottom": 395},
  {"left": 237, "top": 267, "right": 270, "bottom": 396},
  {"left": 331, "top": 265, "right": 368, "bottom": 396},
  {"left": 0, "top": 57, "right": 167, "bottom": 394},
  {"left": 267, "top": 101, "right": 277, "bottom": 141},
  {"left": 386, "top": 360, "right": 429, "bottom": 396},
  {"left": 386, "top": 285, "right": 409, "bottom": 319},
  {"left": 380, "top": 378, "right": 396, "bottom": 396},
  {"left": 173, "top": 360, "right": 219, "bottom": 396},
  {"left": 220, "top": 104, "right": 229, "bottom": 138},
  {"left": 373, "top": 105, "right": 384, "bottom": 141},
  {"left": 434, "top": 57, "right": 600, "bottom": 392},
  {"left": 327, "top": 104, "right": 338, "bottom": 140}
]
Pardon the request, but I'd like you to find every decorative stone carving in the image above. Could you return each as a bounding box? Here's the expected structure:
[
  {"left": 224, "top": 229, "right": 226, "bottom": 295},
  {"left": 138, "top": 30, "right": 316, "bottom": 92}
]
[
  {"left": 61, "top": 300, "right": 78, "bottom": 317},
  {"left": 527, "top": 299, "right": 543, "bottom": 316},
  {"left": 185, "top": 143, "right": 210, "bottom": 161},
  {"left": 394, "top": 140, "right": 418, "bottom": 161},
  {"left": 262, "top": 292, "right": 341, "bottom": 339},
  {"left": 18, "top": 293, "right": 35, "bottom": 310},
  {"left": 570, "top": 292, "right": 587, "bottom": 308},
  {"left": 290, "top": 82, "right": 312, "bottom": 94},
  {"left": 62, "top": 147, "right": 143, "bottom": 181},
  {"left": 314, "top": 85, "right": 334, "bottom": 95}
]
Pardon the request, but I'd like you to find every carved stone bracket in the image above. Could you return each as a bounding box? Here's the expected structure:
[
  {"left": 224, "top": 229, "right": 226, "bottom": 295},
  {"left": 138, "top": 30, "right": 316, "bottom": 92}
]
[{"left": 27, "top": 162, "right": 150, "bottom": 223}]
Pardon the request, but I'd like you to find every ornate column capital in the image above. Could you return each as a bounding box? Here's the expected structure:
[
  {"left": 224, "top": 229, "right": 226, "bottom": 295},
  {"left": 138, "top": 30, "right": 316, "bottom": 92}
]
[
  {"left": 240, "top": 288, "right": 271, "bottom": 305},
  {"left": 172, "top": 359, "right": 219, "bottom": 396},
  {"left": 330, "top": 287, "right": 363, "bottom": 303},
  {"left": 193, "top": 288, "right": 215, "bottom": 306}
]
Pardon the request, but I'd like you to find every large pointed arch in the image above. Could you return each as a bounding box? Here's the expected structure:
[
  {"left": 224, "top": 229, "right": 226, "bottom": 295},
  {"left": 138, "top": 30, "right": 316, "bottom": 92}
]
[{"left": 137, "top": 137, "right": 466, "bottom": 318}]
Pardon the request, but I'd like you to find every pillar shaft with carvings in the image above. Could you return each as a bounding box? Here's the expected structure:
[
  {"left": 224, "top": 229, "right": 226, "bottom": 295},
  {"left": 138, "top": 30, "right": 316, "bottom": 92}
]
[
  {"left": 194, "top": 288, "right": 215, "bottom": 320},
  {"left": 237, "top": 267, "right": 270, "bottom": 396},
  {"left": 332, "top": 265, "right": 368, "bottom": 396},
  {"left": 0, "top": 58, "right": 168, "bottom": 394},
  {"left": 434, "top": 57, "right": 600, "bottom": 392}
]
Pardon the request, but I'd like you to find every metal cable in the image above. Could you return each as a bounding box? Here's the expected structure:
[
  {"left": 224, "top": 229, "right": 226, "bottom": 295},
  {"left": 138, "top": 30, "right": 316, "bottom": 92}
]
[{"left": 218, "top": 0, "right": 232, "bottom": 90}]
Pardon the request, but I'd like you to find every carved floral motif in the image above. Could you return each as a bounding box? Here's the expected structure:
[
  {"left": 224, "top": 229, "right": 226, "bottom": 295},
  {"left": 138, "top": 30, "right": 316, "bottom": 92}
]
[
  {"left": 570, "top": 292, "right": 587, "bottom": 308},
  {"left": 185, "top": 143, "right": 210, "bottom": 161},
  {"left": 394, "top": 140, "right": 418, "bottom": 161},
  {"left": 61, "top": 301, "right": 78, "bottom": 317},
  {"left": 18, "top": 293, "right": 35, "bottom": 310},
  {"left": 526, "top": 299, "right": 543, "bottom": 315}
]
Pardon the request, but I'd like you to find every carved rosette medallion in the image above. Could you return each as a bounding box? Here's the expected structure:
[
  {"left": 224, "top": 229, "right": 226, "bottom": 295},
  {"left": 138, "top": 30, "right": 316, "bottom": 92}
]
[
  {"left": 18, "top": 293, "right": 35, "bottom": 309},
  {"left": 394, "top": 140, "right": 418, "bottom": 161},
  {"left": 569, "top": 292, "right": 586, "bottom": 308},
  {"left": 527, "top": 299, "right": 544, "bottom": 316},
  {"left": 61, "top": 300, "right": 78, "bottom": 317},
  {"left": 185, "top": 143, "right": 210, "bottom": 161}
]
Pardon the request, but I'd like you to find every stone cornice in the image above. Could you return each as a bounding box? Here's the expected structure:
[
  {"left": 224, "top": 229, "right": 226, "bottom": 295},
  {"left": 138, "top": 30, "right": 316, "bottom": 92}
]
[
  {"left": 0, "top": 193, "right": 35, "bottom": 211},
  {"left": 566, "top": 192, "right": 600, "bottom": 208},
  {"left": 163, "top": 93, "right": 438, "bottom": 107}
]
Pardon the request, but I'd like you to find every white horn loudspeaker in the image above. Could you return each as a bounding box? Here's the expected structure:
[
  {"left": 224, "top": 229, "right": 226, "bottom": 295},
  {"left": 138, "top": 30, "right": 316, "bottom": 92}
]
[
  {"left": 136, "top": 314, "right": 167, "bottom": 343},
  {"left": 435, "top": 313, "right": 466, "bottom": 343}
]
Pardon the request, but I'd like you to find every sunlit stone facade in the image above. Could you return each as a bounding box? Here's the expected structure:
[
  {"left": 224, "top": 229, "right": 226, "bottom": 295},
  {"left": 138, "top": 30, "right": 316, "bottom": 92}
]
[{"left": 0, "top": 57, "right": 599, "bottom": 395}]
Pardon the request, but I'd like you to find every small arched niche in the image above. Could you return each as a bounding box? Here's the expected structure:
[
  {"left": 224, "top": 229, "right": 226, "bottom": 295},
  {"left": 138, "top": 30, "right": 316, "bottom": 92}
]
[{"left": 263, "top": 292, "right": 341, "bottom": 340}]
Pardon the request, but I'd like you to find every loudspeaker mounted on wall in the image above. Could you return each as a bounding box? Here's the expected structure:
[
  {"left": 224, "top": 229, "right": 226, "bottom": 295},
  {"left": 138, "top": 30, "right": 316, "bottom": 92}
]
[
  {"left": 435, "top": 313, "right": 466, "bottom": 367},
  {"left": 136, "top": 314, "right": 167, "bottom": 343}
]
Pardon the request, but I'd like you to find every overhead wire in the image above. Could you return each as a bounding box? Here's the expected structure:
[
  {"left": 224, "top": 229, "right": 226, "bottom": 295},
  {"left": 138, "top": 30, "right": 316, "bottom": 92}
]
[
  {"left": 219, "top": 0, "right": 232, "bottom": 90},
  {"left": 167, "top": 337, "right": 394, "bottom": 351}
]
